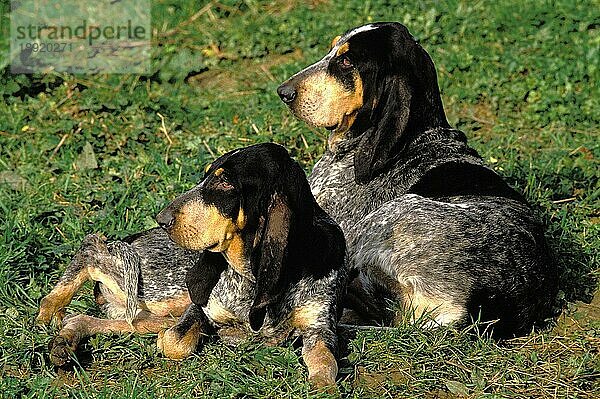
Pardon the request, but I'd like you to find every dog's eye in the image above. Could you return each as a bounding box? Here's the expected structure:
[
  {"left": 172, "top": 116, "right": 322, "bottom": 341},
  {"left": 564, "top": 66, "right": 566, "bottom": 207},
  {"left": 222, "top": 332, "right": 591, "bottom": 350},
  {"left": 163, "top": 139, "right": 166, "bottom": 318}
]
[
  {"left": 339, "top": 55, "right": 353, "bottom": 69},
  {"left": 216, "top": 179, "right": 234, "bottom": 191}
]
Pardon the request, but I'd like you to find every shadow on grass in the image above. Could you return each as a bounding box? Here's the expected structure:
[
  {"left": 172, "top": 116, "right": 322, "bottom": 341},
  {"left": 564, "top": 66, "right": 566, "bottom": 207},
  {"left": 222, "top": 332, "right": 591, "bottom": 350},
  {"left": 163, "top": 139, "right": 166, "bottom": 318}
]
[
  {"left": 549, "top": 226, "right": 598, "bottom": 305},
  {"left": 529, "top": 191, "right": 597, "bottom": 312}
]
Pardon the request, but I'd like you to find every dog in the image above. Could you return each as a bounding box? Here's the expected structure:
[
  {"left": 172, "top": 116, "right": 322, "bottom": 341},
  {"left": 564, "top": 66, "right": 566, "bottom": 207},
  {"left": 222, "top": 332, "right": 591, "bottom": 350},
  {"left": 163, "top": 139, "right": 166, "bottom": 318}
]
[
  {"left": 147, "top": 143, "right": 347, "bottom": 389},
  {"left": 37, "top": 144, "right": 346, "bottom": 388},
  {"left": 277, "top": 22, "right": 558, "bottom": 337},
  {"left": 35, "top": 228, "right": 221, "bottom": 366}
]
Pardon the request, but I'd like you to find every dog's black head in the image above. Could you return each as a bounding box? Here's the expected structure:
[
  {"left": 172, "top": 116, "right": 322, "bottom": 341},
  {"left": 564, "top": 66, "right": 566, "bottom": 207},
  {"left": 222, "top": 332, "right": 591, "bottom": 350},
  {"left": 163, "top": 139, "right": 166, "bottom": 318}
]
[
  {"left": 278, "top": 22, "right": 449, "bottom": 183},
  {"left": 156, "top": 143, "right": 317, "bottom": 330}
]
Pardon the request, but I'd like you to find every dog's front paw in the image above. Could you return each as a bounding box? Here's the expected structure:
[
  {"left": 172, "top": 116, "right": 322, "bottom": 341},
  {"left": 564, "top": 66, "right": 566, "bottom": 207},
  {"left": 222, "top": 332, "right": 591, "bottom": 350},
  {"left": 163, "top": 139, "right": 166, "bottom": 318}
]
[
  {"left": 36, "top": 297, "right": 65, "bottom": 327},
  {"left": 49, "top": 334, "right": 77, "bottom": 366},
  {"left": 156, "top": 325, "right": 200, "bottom": 360},
  {"left": 308, "top": 373, "right": 339, "bottom": 395},
  {"left": 36, "top": 308, "right": 55, "bottom": 326}
]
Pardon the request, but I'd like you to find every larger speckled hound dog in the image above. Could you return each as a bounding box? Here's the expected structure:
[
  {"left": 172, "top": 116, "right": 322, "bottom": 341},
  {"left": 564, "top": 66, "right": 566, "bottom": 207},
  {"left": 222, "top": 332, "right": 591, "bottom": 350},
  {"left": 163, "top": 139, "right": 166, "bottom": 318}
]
[
  {"left": 277, "top": 22, "right": 558, "bottom": 337},
  {"left": 155, "top": 143, "right": 346, "bottom": 389}
]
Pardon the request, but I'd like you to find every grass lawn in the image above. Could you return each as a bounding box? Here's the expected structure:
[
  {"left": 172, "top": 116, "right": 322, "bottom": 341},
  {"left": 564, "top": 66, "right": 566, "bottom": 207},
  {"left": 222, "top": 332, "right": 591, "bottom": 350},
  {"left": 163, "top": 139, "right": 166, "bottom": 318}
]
[{"left": 0, "top": 0, "right": 598, "bottom": 397}]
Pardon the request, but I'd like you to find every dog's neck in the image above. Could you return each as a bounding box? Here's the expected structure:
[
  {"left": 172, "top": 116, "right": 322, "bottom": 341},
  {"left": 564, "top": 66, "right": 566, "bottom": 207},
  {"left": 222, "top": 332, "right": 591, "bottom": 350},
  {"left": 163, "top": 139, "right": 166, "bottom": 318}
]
[
  {"left": 222, "top": 234, "right": 255, "bottom": 282},
  {"left": 329, "top": 133, "right": 362, "bottom": 159},
  {"left": 330, "top": 123, "right": 448, "bottom": 160},
  {"left": 316, "top": 126, "right": 474, "bottom": 195},
  {"left": 220, "top": 217, "right": 276, "bottom": 283}
]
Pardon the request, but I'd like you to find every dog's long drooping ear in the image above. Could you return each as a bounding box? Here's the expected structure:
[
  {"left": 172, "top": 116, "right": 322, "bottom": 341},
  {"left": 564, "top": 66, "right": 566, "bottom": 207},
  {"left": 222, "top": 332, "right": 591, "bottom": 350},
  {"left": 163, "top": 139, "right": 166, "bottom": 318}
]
[
  {"left": 354, "top": 74, "right": 412, "bottom": 184},
  {"left": 353, "top": 22, "right": 448, "bottom": 184},
  {"left": 248, "top": 192, "right": 291, "bottom": 331},
  {"left": 185, "top": 251, "right": 228, "bottom": 306}
]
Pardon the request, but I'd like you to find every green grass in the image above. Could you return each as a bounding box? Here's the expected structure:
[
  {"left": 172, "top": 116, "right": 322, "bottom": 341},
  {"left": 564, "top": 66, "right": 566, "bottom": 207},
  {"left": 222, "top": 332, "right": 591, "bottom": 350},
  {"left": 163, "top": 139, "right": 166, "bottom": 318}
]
[{"left": 0, "top": 0, "right": 598, "bottom": 397}]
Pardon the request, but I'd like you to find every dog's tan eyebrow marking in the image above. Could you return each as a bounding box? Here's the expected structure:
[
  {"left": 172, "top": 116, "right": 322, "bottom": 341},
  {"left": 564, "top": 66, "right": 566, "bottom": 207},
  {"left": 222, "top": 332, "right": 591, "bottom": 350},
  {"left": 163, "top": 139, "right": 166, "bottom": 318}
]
[
  {"left": 323, "top": 24, "right": 378, "bottom": 61},
  {"left": 214, "top": 168, "right": 224, "bottom": 176},
  {"left": 330, "top": 35, "right": 341, "bottom": 49},
  {"left": 204, "top": 163, "right": 212, "bottom": 173},
  {"left": 336, "top": 42, "right": 350, "bottom": 57}
]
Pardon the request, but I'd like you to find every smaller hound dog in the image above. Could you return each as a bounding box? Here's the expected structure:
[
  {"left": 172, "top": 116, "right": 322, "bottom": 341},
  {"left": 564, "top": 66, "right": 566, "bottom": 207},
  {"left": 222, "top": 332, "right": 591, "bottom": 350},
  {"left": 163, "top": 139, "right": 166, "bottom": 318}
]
[
  {"left": 155, "top": 143, "right": 346, "bottom": 389},
  {"left": 38, "top": 143, "right": 346, "bottom": 389}
]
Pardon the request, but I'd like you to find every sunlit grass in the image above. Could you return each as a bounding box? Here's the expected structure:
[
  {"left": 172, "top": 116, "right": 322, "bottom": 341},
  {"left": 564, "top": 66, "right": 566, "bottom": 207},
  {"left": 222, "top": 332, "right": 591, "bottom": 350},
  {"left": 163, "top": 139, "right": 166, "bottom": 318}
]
[{"left": 0, "top": 0, "right": 598, "bottom": 397}]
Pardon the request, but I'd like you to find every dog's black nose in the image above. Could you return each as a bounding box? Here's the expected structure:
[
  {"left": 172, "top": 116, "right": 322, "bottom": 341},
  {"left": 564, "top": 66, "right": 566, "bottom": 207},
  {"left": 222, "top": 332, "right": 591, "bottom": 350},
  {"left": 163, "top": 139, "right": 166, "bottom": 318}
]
[
  {"left": 156, "top": 208, "right": 174, "bottom": 229},
  {"left": 277, "top": 83, "right": 297, "bottom": 104}
]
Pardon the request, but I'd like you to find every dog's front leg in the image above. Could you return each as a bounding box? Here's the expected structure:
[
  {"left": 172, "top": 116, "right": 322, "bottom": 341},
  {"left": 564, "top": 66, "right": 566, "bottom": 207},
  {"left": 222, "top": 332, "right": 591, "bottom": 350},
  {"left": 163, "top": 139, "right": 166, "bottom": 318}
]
[
  {"left": 302, "top": 332, "right": 338, "bottom": 391},
  {"left": 157, "top": 303, "right": 213, "bottom": 360}
]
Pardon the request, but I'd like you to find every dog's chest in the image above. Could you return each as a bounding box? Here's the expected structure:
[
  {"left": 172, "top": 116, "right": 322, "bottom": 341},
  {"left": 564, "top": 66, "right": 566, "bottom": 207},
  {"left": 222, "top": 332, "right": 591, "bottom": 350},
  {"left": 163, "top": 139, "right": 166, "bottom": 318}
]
[
  {"left": 202, "top": 268, "right": 297, "bottom": 344},
  {"left": 309, "top": 153, "right": 357, "bottom": 222},
  {"left": 204, "top": 268, "right": 254, "bottom": 324},
  {"left": 309, "top": 152, "right": 390, "bottom": 231}
]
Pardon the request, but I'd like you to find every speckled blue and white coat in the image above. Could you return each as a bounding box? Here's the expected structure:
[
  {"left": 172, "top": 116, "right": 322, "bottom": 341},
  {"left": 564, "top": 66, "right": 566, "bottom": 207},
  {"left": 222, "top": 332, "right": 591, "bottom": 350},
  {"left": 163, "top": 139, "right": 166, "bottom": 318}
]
[{"left": 309, "top": 127, "right": 555, "bottom": 334}]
